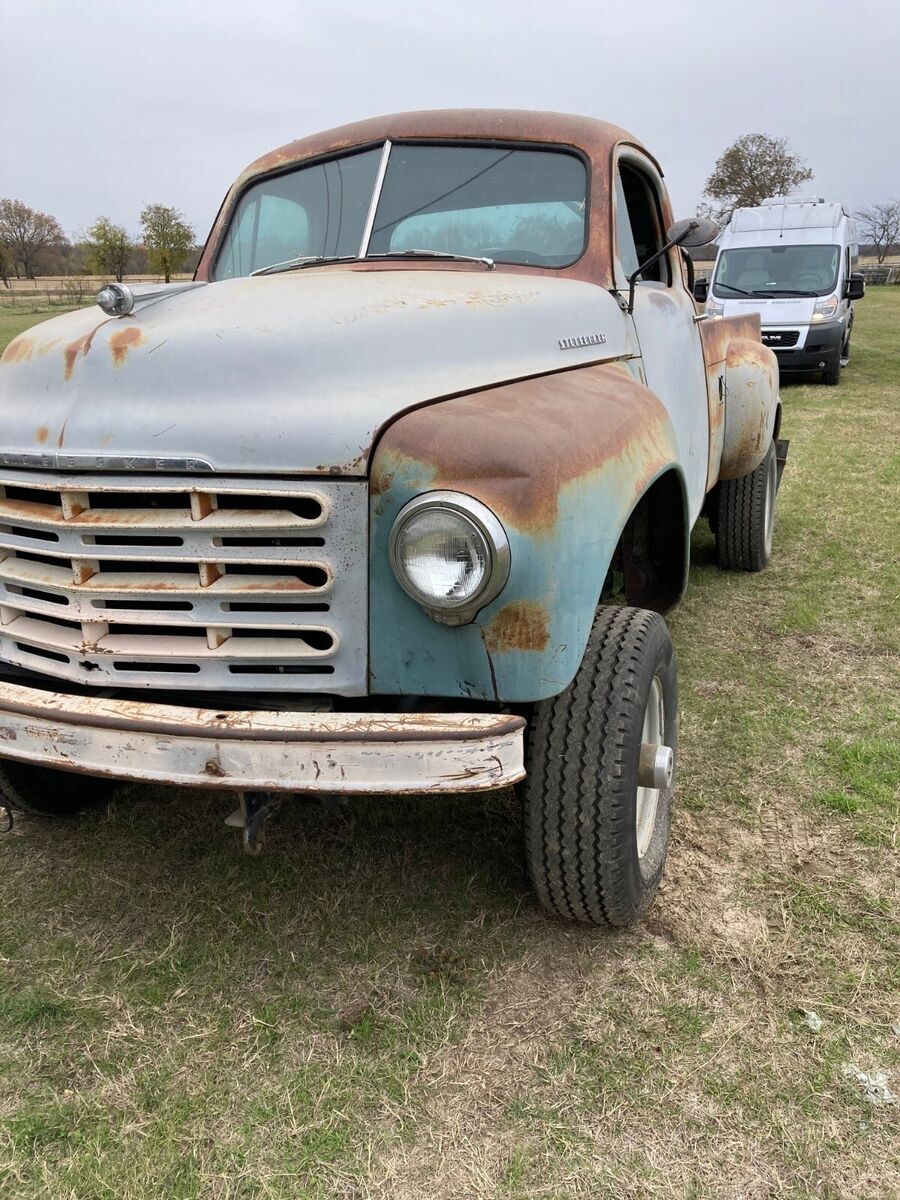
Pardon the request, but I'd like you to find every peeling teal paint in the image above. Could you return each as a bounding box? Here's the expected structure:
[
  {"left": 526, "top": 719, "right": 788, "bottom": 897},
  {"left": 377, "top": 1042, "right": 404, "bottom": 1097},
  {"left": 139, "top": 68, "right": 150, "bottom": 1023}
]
[{"left": 368, "top": 423, "right": 684, "bottom": 702}]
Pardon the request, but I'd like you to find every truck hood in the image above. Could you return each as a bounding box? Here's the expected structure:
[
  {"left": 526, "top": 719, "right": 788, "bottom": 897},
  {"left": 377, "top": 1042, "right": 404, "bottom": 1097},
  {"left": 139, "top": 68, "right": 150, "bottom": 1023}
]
[
  {"left": 720, "top": 295, "right": 817, "bottom": 325},
  {"left": 0, "top": 269, "right": 628, "bottom": 475}
]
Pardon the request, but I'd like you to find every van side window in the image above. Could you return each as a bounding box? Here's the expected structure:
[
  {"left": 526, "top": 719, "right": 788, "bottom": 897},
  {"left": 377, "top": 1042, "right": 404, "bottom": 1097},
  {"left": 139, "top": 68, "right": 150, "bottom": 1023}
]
[{"left": 616, "top": 162, "right": 669, "bottom": 284}]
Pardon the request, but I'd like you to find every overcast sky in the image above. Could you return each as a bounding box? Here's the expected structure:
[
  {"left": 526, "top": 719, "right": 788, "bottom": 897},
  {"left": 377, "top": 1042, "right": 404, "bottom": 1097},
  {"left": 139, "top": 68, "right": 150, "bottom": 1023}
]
[{"left": 4, "top": 0, "right": 898, "bottom": 241}]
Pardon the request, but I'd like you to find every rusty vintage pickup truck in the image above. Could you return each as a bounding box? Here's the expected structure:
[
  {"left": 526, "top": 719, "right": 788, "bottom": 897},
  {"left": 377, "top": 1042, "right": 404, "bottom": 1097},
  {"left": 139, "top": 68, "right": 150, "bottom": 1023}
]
[{"left": 0, "top": 111, "right": 785, "bottom": 925}]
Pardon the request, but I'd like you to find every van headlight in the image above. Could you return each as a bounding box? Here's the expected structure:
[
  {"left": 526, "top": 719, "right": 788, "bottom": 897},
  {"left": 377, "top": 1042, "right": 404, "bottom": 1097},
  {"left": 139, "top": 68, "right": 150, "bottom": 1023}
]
[
  {"left": 706, "top": 297, "right": 725, "bottom": 318},
  {"left": 812, "top": 294, "right": 839, "bottom": 321},
  {"left": 389, "top": 492, "right": 510, "bottom": 624}
]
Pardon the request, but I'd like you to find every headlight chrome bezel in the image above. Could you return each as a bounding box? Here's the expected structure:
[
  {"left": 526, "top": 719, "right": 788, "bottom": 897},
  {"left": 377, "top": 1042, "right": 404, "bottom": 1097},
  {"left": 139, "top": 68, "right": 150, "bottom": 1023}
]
[{"left": 388, "top": 491, "right": 511, "bottom": 625}]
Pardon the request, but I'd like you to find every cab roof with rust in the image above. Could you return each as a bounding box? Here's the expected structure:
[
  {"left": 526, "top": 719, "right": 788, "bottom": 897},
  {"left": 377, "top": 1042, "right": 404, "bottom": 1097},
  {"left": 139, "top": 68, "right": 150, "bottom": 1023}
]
[
  {"left": 238, "top": 109, "right": 656, "bottom": 184},
  {"left": 196, "top": 109, "right": 664, "bottom": 285}
]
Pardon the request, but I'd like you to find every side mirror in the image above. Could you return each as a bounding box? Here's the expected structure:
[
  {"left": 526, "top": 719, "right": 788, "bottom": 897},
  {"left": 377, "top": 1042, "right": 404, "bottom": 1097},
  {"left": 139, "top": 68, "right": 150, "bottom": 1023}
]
[
  {"left": 666, "top": 216, "right": 720, "bottom": 248},
  {"left": 693, "top": 278, "right": 709, "bottom": 303},
  {"left": 846, "top": 273, "right": 866, "bottom": 301}
]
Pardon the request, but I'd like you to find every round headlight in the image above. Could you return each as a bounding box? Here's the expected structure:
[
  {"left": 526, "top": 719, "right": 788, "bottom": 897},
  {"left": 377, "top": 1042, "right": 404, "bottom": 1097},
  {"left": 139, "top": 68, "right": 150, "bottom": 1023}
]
[{"left": 389, "top": 492, "right": 510, "bottom": 622}]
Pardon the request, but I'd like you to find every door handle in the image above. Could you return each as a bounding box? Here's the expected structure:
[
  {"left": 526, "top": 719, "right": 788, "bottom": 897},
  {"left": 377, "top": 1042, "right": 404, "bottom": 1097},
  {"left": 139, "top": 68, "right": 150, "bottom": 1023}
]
[{"left": 693, "top": 312, "right": 709, "bottom": 323}]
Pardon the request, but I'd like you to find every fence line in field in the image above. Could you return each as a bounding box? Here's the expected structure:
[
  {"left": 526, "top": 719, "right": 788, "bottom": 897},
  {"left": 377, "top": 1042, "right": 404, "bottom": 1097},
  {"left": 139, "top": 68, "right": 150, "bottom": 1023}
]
[{"left": 0, "top": 275, "right": 195, "bottom": 309}]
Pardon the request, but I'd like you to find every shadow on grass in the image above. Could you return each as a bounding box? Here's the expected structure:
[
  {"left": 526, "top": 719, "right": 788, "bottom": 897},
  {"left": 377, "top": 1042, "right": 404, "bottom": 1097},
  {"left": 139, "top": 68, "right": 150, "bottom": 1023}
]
[{"left": 9, "top": 779, "right": 554, "bottom": 991}]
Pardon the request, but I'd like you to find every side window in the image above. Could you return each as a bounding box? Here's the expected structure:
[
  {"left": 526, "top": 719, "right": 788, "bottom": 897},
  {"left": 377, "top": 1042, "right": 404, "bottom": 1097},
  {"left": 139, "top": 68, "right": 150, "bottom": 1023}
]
[{"left": 616, "top": 162, "right": 669, "bottom": 284}]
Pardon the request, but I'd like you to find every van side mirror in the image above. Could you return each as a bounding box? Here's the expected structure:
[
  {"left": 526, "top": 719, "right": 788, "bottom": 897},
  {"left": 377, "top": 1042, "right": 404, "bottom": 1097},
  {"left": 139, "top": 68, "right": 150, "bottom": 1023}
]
[
  {"left": 693, "top": 278, "right": 709, "bottom": 303},
  {"left": 846, "top": 273, "right": 866, "bottom": 301}
]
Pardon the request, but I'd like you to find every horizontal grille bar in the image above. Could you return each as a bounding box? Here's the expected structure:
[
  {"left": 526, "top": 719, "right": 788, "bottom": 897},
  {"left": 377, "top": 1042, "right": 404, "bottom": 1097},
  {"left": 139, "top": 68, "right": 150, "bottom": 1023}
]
[
  {"left": 0, "top": 556, "right": 331, "bottom": 596},
  {"left": 6, "top": 615, "right": 336, "bottom": 658},
  {"left": 0, "top": 498, "right": 327, "bottom": 532}
]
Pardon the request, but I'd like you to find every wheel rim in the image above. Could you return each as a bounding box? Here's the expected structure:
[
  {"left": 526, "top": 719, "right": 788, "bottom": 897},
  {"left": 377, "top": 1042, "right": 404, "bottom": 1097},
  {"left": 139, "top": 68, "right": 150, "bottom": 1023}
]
[
  {"left": 636, "top": 675, "right": 666, "bottom": 858},
  {"left": 763, "top": 450, "right": 777, "bottom": 560}
]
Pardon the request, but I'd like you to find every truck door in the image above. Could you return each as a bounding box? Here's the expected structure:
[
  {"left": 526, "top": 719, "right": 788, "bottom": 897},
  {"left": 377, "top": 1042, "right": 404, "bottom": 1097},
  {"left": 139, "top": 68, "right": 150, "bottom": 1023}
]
[{"left": 613, "top": 152, "right": 711, "bottom": 523}]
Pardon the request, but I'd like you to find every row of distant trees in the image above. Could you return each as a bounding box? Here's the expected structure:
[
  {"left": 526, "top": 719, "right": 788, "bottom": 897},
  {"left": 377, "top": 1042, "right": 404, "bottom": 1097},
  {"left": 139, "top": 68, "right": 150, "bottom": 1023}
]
[
  {"left": 699, "top": 133, "right": 900, "bottom": 263},
  {"left": 0, "top": 200, "right": 198, "bottom": 285}
]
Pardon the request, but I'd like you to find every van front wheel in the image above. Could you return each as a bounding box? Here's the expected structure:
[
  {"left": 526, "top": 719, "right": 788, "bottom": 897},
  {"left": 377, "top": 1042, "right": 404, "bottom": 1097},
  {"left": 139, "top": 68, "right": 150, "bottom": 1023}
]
[
  {"left": 823, "top": 354, "right": 841, "bottom": 386},
  {"left": 521, "top": 606, "right": 677, "bottom": 927}
]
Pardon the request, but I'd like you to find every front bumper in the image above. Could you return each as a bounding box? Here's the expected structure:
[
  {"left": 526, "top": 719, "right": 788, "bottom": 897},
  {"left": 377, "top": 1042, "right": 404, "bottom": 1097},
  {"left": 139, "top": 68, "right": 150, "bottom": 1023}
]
[
  {"left": 0, "top": 679, "right": 525, "bottom": 794},
  {"left": 769, "top": 320, "right": 843, "bottom": 372}
]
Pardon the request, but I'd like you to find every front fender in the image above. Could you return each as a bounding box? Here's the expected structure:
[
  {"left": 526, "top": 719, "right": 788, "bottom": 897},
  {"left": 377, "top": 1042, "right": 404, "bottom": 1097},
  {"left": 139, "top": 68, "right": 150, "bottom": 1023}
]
[{"left": 368, "top": 362, "right": 683, "bottom": 702}]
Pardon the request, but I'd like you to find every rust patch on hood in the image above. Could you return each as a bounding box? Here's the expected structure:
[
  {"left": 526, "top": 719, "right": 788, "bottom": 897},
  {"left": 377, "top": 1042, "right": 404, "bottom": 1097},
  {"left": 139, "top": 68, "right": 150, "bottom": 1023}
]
[
  {"left": 1, "top": 336, "right": 34, "bottom": 365},
  {"left": 483, "top": 601, "right": 550, "bottom": 654},
  {"left": 108, "top": 324, "right": 144, "bottom": 367},
  {"left": 63, "top": 319, "right": 112, "bottom": 381},
  {"left": 373, "top": 362, "right": 675, "bottom": 534},
  {"left": 35, "top": 426, "right": 49, "bottom": 444}
]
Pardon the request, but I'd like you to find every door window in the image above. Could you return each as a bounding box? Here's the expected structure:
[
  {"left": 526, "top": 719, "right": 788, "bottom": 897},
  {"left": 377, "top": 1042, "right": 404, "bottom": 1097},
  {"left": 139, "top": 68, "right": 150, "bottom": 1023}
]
[{"left": 615, "top": 161, "right": 669, "bottom": 284}]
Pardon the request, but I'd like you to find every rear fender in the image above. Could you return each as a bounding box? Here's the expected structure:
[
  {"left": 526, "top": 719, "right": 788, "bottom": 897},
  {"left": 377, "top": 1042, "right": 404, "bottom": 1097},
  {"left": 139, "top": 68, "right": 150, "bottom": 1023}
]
[
  {"left": 720, "top": 337, "right": 780, "bottom": 480},
  {"left": 368, "top": 363, "right": 684, "bottom": 702}
]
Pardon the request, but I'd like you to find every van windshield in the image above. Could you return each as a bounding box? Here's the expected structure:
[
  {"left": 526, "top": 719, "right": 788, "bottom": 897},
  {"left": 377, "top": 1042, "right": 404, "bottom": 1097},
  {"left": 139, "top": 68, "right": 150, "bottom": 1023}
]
[
  {"left": 713, "top": 245, "right": 840, "bottom": 298},
  {"left": 212, "top": 142, "right": 587, "bottom": 279}
]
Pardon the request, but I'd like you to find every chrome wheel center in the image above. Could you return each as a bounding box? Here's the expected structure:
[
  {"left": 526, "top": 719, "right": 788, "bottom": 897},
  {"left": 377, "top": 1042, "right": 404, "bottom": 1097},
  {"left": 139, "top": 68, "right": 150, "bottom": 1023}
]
[
  {"left": 636, "top": 675, "right": 670, "bottom": 859},
  {"left": 763, "top": 451, "right": 777, "bottom": 560}
]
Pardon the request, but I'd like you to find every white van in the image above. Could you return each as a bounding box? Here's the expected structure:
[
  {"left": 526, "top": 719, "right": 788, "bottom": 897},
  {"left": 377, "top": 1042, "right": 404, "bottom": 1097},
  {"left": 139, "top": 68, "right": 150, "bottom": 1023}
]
[{"left": 696, "top": 197, "right": 866, "bottom": 385}]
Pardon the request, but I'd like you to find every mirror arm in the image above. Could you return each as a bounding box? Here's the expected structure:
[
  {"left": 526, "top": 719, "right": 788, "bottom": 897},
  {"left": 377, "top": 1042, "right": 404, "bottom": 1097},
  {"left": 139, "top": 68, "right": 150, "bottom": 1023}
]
[{"left": 625, "top": 233, "right": 685, "bottom": 314}]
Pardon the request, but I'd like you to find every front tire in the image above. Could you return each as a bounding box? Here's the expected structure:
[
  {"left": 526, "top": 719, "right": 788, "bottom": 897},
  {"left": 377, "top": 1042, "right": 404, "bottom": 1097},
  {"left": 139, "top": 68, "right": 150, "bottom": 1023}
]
[
  {"left": 522, "top": 606, "right": 677, "bottom": 927},
  {"left": 714, "top": 439, "right": 777, "bottom": 572},
  {"left": 823, "top": 355, "right": 841, "bottom": 386},
  {"left": 0, "top": 759, "right": 116, "bottom": 817}
]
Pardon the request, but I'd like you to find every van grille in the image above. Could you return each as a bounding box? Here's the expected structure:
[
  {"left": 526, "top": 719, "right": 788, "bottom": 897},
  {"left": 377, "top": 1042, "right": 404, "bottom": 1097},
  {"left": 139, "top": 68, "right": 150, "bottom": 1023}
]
[
  {"left": 0, "top": 470, "right": 367, "bottom": 693},
  {"left": 761, "top": 329, "right": 800, "bottom": 348}
]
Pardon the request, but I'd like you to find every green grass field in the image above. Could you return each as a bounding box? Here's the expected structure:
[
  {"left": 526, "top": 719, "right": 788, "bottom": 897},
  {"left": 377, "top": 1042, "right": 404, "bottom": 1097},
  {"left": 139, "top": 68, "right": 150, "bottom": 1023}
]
[
  {"left": 0, "top": 304, "right": 82, "bottom": 352},
  {"left": 0, "top": 293, "right": 897, "bottom": 1199}
]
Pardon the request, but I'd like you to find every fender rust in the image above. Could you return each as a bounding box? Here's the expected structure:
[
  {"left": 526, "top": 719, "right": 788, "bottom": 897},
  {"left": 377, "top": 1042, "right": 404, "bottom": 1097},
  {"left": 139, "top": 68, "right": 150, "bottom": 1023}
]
[{"left": 370, "top": 361, "right": 676, "bottom": 536}]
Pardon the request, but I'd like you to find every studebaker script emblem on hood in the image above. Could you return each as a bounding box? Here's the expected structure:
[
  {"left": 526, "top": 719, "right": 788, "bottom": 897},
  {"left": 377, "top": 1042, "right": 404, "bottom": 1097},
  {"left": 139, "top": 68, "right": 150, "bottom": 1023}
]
[
  {"left": 559, "top": 333, "right": 607, "bottom": 351},
  {"left": 0, "top": 453, "right": 215, "bottom": 472}
]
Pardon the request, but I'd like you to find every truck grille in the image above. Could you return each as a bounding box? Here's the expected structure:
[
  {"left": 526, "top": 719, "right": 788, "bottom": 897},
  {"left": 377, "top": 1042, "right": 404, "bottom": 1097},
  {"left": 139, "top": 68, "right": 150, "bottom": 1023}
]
[{"left": 0, "top": 470, "right": 367, "bottom": 694}]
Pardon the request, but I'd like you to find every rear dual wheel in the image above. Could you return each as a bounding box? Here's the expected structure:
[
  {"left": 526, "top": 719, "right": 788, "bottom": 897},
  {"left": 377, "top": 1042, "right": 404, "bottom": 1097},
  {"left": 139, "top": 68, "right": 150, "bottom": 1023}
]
[
  {"left": 714, "top": 439, "right": 777, "bottom": 572},
  {"left": 521, "top": 606, "right": 677, "bottom": 926}
]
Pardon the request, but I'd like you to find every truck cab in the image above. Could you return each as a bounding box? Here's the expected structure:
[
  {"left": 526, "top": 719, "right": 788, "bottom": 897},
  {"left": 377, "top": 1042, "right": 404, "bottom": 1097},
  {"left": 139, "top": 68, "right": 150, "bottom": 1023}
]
[
  {"left": 697, "top": 196, "right": 865, "bottom": 385},
  {"left": 0, "top": 111, "right": 784, "bottom": 926}
]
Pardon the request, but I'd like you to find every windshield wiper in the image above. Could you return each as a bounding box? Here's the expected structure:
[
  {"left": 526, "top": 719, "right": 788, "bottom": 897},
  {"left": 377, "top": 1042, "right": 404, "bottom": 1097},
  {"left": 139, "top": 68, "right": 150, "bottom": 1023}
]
[
  {"left": 250, "top": 248, "right": 495, "bottom": 277},
  {"left": 250, "top": 254, "right": 358, "bottom": 277},
  {"left": 367, "top": 249, "right": 495, "bottom": 270},
  {"left": 750, "top": 288, "right": 819, "bottom": 297},
  {"left": 713, "top": 282, "right": 752, "bottom": 295}
]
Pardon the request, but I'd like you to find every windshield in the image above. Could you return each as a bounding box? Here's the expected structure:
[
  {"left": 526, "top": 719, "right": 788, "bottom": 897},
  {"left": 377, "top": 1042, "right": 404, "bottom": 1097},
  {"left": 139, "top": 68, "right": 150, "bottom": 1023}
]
[
  {"left": 212, "top": 142, "right": 587, "bottom": 279},
  {"left": 713, "top": 244, "right": 840, "bottom": 298}
]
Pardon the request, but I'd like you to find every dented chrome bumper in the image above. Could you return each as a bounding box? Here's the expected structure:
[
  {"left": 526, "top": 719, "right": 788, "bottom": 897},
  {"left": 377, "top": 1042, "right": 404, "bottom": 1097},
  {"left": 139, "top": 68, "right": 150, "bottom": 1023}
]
[{"left": 0, "top": 679, "right": 525, "bottom": 793}]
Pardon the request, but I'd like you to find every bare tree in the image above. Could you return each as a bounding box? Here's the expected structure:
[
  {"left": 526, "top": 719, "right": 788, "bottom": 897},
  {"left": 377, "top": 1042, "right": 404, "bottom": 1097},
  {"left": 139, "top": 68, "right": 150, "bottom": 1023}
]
[
  {"left": 701, "top": 134, "right": 813, "bottom": 225},
  {"left": 855, "top": 200, "right": 900, "bottom": 264},
  {"left": 0, "top": 198, "right": 67, "bottom": 279},
  {"left": 140, "top": 204, "right": 195, "bottom": 283},
  {"left": 86, "top": 216, "right": 132, "bottom": 282}
]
